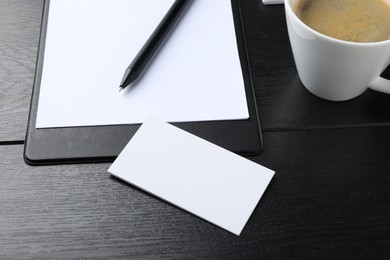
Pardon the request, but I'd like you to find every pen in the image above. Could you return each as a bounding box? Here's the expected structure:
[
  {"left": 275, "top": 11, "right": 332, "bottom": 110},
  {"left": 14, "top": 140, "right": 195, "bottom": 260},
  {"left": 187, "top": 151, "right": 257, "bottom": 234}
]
[{"left": 119, "top": 0, "right": 191, "bottom": 91}]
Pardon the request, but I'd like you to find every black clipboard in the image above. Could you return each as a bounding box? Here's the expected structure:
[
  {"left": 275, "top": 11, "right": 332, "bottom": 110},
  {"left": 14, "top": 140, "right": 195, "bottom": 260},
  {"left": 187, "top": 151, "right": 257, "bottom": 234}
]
[{"left": 24, "top": 0, "right": 263, "bottom": 165}]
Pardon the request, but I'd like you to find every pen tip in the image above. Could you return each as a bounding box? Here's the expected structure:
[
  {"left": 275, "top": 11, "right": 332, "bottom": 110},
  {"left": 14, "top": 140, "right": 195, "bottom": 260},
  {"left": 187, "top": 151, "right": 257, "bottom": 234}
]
[{"left": 119, "top": 87, "right": 123, "bottom": 92}]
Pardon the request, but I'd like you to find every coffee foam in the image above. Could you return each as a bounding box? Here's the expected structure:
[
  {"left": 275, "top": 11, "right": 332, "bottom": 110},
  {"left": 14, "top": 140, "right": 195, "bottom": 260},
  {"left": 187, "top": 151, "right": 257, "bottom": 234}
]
[{"left": 293, "top": 0, "right": 390, "bottom": 43}]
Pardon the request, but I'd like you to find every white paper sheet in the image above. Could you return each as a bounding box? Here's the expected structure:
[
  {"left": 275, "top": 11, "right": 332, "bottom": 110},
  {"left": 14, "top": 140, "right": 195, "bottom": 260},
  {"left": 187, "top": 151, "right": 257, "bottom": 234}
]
[
  {"left": 108, "top": 117, "right": 274, "bottom": 236},
  {"left": 36, "top": 0, "right": 249, "bottom": 128}
]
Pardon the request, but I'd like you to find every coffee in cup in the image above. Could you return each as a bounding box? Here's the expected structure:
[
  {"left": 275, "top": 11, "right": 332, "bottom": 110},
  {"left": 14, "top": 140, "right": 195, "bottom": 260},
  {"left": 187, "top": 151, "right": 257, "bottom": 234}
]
[
  {"left": 284, "top": 0, "right": 390, "bottom": 101},
  {"left": 293, "top": 0, "right": 390, "bottom": 43}
]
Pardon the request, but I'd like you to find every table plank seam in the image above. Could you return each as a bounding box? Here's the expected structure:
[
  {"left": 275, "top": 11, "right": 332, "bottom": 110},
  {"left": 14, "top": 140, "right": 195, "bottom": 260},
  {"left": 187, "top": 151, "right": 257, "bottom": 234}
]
[
  {"left": 0, "top": 140, "right": 24, "bottom": 146},
  {"left": 262, "top": 122, "right": 390, "bottom": 133}
]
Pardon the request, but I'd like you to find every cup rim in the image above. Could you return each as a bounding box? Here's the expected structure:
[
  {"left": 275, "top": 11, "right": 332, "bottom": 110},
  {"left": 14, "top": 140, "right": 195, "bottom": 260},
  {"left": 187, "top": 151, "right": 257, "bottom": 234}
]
[{"left": 284, "top": 0, "right": 390, "bottom": 47}]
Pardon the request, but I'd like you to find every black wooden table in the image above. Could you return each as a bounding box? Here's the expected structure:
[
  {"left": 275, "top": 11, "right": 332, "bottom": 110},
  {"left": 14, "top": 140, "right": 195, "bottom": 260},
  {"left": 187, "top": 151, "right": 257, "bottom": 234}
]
[{"left": 1, "top": 1, "right": 389, "bottom": 258}]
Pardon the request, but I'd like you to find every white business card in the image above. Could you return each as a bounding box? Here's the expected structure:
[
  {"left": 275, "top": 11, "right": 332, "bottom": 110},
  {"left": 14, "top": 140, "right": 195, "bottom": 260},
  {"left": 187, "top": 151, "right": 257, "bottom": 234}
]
[{"left": 108, "top": 117, "right": 274, "bottom": 236}]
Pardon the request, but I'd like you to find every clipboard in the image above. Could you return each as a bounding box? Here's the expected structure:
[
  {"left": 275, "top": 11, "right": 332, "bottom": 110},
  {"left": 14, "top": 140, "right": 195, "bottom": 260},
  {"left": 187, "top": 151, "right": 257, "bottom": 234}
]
[{"left": 24, "top": 0, "right": 263, "bottom": 165}]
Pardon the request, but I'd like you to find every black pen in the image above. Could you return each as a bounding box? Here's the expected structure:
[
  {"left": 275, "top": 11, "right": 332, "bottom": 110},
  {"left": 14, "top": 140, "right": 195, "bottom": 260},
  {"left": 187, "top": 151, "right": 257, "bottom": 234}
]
[{"left": 119, "top": 0, "right": 191, "bottom": 91}]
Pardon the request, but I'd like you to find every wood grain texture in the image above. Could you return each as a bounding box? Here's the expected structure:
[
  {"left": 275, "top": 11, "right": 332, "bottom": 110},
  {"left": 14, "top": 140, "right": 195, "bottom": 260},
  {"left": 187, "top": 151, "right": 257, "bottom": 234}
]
[
  {"left": 1, "top": 126, "right": 390, "bottom": 258},
  {"left": 0, "top": 0, "right": 390, "bottom": 258},
  {"left": 0, "top": 0, "right": 43, "bottom": 142}
]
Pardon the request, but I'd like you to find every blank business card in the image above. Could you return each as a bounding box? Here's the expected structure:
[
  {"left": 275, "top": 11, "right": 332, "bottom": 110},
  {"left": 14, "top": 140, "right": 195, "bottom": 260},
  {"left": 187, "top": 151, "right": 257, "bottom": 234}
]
[{"left": 108, "top": 117, "right": 274, "bottom": 236}]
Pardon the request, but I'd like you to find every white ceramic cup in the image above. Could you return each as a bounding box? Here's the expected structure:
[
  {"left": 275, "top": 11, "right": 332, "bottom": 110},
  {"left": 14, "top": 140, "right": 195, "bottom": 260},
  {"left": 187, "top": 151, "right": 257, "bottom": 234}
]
[{"left": 285, "top": 0, "right": 390, "bottom": 101}]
